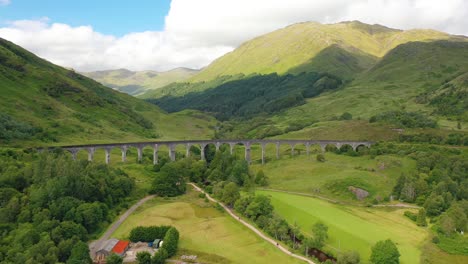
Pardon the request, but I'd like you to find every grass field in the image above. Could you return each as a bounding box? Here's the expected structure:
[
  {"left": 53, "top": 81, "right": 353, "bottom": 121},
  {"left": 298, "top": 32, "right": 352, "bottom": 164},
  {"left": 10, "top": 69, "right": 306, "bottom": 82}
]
[
  {"left": 111, "top": 187, "right": 302, "bottom": 264},
  {"left": 251, "top": 152, "right": 416, "bottom": 204},
  {"left": 258, "top": 190, "right": 426, "bottom": 263}
]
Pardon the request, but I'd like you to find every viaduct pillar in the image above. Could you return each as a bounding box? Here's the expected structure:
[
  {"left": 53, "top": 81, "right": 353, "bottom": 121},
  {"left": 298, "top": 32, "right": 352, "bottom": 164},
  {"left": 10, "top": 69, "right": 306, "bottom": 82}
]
[
  {"left": 200, "top": 143, "right": 207, "bottom": 161},
  {"left": 245, "top": 142, "right": 251, "bottom": 164},
  {"left": 168, "top": 144, "right": 176, "bottom": 161},
  {"left": 153, "top": 144, "right": 159, "bottom": 165},
  {"left": 87, "top": 147, "right": 95, "bottom": 161},
  {"left": 121, "top": 146, "right": 127, "bottom": 162},
  {"left": 276, "top": 142, "right": 280, "bottom": 159},
  {"left": 104, "top": 148, "right": 111, "bottom": 164}
]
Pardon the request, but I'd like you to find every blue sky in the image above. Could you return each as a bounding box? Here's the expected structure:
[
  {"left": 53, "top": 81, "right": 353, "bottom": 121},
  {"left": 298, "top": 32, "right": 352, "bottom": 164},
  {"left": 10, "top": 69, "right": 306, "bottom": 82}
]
[{"left": 0, "top": 0, "right": 171, "bottom": 36}]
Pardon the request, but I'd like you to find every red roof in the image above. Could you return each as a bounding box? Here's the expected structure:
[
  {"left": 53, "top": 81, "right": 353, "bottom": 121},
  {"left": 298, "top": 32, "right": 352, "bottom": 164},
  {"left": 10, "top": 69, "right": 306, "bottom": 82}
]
[{"left": 112, "top": 240, "right": 129, "bottom": 254}]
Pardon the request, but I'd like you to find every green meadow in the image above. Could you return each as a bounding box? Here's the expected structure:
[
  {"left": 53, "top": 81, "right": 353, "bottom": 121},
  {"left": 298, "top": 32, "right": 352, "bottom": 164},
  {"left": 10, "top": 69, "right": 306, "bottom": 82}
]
[
  {"left": 258, "top": 190, "right": 426, "bottom": 264},
  {"left": 111, "top": 187, "right": 302, "bottom": 264},
  {"left": 251, "top": 152, "right": 417, "bottom": 204}
]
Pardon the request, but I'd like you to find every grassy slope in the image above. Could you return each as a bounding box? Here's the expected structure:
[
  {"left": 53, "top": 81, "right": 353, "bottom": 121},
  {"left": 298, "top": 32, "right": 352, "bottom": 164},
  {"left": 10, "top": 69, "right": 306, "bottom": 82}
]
[
  {"left": 111, "top": 186, "right": 302, "bottom": 264},
  {"left": 258, "top": 190, "right": 427, "bottom": 264},
  {"left": 0, "top": 38, "right": 215, "bottom": 147},
  {"left": 189, "top": 21, "right": 454, "bottom": 82},
  {"left": 82, "top": 68, "right": 198, "bottom": 96},
  {"left": 266, "top": 40, "right": 468, "bottom": 139},
  {"left": 251, "top": 152, "right": 417, "bottom": 204}
]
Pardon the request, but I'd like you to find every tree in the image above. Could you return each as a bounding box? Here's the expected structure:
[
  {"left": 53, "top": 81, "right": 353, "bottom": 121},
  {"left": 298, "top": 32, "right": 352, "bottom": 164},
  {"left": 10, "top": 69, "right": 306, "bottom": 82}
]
[
  {"left": 416, "top": 208, "right": 427, "bottom": 227},
  {"left": 151, "top": 163, "right": 186, "bottom": 197},
  {"left": 291, "top": 221, "right": 300, "bottom": 249},
  {"left": 337, "top": 250, "right": 360, "bottom": 264},
  {"left": 370, "top": 239, "right": 400, "bottom": 264},
  {"left": 244, "top": 195, "right": 274, "bottom": 221},
  {"left": 106, "top": 254, "right": 123, "bottom": 264},
  {"left": 136, "top": 251, "right": 151, "bottom": 264},
  {"left": 311, "top": 221, "right": 328, "bottom": 249},
  {"left": 66, "top": 241, "right": 92, "bottom": 264},
  {"left": 302, "top": 237, "right": 314, "bottom": 257},
  {"left": 255, "top": 170, "right": 268, "bottom": 186},
  {"left": 340, "top": 112, "right": 353, "bottom": 120},
  {"left": 152, "top": 248, "right": 168, "bottom": 264},
  {"left": 316, "top": 154, "right": 325, "bottom": 162},
  {"left": 222, "top": 182, "right": 240, "bottom": 207},
  {"left": 162, "top": 227, "right": 179, "bottom": 257}
]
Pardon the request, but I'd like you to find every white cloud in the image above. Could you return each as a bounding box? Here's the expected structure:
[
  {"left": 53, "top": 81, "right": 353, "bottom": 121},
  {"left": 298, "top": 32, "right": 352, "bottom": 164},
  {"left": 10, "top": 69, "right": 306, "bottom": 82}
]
[
  {"left": 0, "top": 0, "right": 11, "bottom": 6},
  {"left": 0, "top": 0, "right": 467, "bottom": 71}
]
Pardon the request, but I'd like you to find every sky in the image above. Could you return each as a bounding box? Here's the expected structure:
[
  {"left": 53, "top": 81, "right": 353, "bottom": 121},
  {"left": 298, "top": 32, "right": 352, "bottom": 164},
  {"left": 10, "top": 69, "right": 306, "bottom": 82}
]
[{"left": 0, "top": 0, "right": 467, "bottom": 72}]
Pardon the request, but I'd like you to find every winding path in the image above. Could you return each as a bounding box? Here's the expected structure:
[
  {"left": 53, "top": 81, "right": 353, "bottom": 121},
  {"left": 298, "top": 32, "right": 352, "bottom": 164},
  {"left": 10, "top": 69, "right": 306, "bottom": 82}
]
[
  {"left": 88, "top": 195, "right": 155, "bottom": 258},
  {"left": 188, "top": 183, "right": 316, "bottom": 264}
]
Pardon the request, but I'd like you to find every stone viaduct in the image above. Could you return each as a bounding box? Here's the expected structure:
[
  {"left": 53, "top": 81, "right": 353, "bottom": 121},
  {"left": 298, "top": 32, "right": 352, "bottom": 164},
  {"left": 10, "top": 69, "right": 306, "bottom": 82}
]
[{"left": 43, "top": 139, "right": 373, "bottom": 165}]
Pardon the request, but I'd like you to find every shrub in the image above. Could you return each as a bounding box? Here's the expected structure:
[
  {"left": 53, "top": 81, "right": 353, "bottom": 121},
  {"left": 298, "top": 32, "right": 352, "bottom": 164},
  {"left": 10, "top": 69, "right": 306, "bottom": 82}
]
[
  {"left": 129, "top": 226, "right": 171, "bottom": 242},
  {"left": 162, "top": 227, "right": 179, "bottom": 257},
  {"left": 316, "top": 154, "right": 325, "bottom": 162},
  {"left": 370, "top": 239, "right": 400, "bottom": 264},
  {"left": 340, "top": 112, "right": 353, "bottom": 120},
  {"left": 403, "top": 211, "right": 417, "bottom": 222}
]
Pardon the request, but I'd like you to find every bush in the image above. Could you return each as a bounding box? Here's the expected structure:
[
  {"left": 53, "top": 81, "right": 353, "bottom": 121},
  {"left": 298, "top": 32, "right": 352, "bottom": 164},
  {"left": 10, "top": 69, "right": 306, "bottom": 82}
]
[
  {"left": 370, "top": 239, "right": 400, "bottom": 264},
  {"left": 403, "top": 211, "right": 417, "bottom": 222},
  {"left": 106, "top": 254, "right": 123, "bottom": 264},
  {"left": 129, "top": 226, "right": 171, "bottom": 242},
  {"left": 432, "top": 236, "right": 440, "bottom": 244},
  {"left": 340, "top": 112, "right": 353, "bottom": 120},
  {"left": 162, "top": 227, "right": 179, "bottom": 257},
  {"left": 316, "top": 154, "right": 325, "bottom": 162},
  {"left": 136, "top": 251, "right": 151, "bottom": 264},
  {"left": 337, "top": 250, "right": 360, "bottom": 264},
  {"left": 369, "top": 111, "right": 437, "bottom": 128}
]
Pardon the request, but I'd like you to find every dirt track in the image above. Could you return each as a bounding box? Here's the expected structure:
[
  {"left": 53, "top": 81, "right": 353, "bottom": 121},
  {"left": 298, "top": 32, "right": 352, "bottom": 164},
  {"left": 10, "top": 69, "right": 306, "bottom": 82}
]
[
  {"left": 88, "top": 195, "right": 155, "bottom": 258},
  {"left": 188, "top": 183, "right": 316, "bottom": 264}
]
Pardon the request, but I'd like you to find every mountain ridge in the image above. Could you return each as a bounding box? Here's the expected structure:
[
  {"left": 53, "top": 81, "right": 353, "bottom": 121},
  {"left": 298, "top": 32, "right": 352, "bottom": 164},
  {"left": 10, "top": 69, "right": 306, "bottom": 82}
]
[
  {"left": 0, "top": 38, "right": 214, "bottom": 146},
  {"left": 82, "top": 67, "right": 199, "bottom": 96}
]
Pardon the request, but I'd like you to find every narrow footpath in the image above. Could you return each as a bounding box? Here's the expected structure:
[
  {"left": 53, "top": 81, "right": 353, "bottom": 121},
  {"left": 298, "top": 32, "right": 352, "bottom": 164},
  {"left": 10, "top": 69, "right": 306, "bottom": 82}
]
[
  {"left": 88, "top": 195, "right": 155, "bottom": 258},
  {"left": 188, "top": 183, "right": 316, "bottom": 264}
]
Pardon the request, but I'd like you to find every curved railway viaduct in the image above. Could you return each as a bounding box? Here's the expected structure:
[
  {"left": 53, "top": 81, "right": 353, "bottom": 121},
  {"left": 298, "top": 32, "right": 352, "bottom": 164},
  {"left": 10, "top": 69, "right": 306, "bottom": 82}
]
[{"left": 42, "top": 139, "right": 373, "bottom": 165}]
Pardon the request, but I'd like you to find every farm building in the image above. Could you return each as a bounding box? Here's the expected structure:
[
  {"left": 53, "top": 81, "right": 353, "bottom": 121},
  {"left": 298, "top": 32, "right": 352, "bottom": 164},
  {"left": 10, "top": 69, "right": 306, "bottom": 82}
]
[
  {"left": 94, "top": 238, "right": 130, "bottom": 263},
  {"left": 95, "top": 238, "right": 119, "bottom": 261},
  {"left": 112, "top": 240, "right": 130, "bottom": 256}
]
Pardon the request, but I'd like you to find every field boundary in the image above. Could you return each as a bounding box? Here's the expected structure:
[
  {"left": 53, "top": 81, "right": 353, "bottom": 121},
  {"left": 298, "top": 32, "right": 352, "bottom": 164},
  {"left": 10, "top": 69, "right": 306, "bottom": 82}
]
[{"left": 259, "top": 188, "right": 421, "bottom": 209}]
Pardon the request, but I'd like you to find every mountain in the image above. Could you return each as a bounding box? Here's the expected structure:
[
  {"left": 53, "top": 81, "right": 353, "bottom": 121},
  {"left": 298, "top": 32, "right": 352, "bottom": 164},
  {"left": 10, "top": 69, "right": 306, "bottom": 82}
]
[
  {"left": 142, "top": 21, "right": 467, "bottom": 140},
  {"left": 0, "top": 38, "right": 215, "bottom": 146},
  {"left": 189, "top": 21, "right": 458, "bottom": 82},
  {"left": 82, "top": 67, "right": 199, "bottom": 96}
]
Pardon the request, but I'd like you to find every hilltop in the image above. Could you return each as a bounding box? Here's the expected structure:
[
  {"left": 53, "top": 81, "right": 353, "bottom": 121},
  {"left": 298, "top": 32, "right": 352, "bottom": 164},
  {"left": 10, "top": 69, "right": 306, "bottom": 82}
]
[
  {"left": 82, "top": 67, "right": 199, "bottom": 96},
  {"left": 0, "top": 38, "right": 215, "bottom": 147},
  {"left": 141, "top": 21, "right": 467, "bottom": 140}
]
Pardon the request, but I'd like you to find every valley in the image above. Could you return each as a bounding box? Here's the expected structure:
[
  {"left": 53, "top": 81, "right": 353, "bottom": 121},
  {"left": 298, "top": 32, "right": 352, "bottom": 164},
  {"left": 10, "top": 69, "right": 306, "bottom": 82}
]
[{"left": 0, "top": 16, "right": 467, "bottom": 264}]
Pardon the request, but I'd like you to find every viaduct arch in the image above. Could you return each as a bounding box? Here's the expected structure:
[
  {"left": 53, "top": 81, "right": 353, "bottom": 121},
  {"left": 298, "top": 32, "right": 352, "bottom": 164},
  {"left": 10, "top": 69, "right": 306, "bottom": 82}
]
[{"left": 41, "top": 139, "right": 373, "bottom": 165}]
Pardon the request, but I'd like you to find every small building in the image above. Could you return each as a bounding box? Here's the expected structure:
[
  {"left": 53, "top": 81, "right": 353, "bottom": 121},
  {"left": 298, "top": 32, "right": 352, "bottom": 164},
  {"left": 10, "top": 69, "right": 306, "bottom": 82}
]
[
  {"left": 151, "top": 238, "right": 163, "bottom": 249},
  {"left": 95, "top": 238, "right": 119, "bottom": 262},
  {"left": 152, "top": 239, "right": 163, "bottom": 249},
  {"left": 112, "top": 240, "right": 130, "bottom": 256}
]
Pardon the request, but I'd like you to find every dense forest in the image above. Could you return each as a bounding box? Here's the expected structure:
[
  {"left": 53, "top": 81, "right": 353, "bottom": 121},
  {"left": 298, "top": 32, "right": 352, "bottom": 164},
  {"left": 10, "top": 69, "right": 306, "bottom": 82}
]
[
  {"left": 148, "top": 72, "right": 343, "bottom": 120},
  {"left": 0, "top": 149, "right": 135, "bottom": 264}
]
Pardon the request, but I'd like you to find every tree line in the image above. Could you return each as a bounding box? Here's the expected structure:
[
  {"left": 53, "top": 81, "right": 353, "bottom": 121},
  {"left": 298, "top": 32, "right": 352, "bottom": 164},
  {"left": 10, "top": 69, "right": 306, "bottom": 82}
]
[
  {"left": 148, "top": 72, "right": 343, "bottom": 120},
  {"left": 0, "top": 149, "right": 135, "bottom": 264}
]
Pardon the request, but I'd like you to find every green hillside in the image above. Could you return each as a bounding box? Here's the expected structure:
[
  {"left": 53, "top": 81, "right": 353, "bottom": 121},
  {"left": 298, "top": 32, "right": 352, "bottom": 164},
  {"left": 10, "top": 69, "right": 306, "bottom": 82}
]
[
  {"left": 188, "top": 21, "right": 455, "bottom": 82},
  {"left": 82, "top": 67, "right": 198, "bottom": 96},
  {"left": 0, "top": 38, "right": 215, "bottom": 147},
  {"left": 141, "top": 21, "right": 467, "bottom": 141}
]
